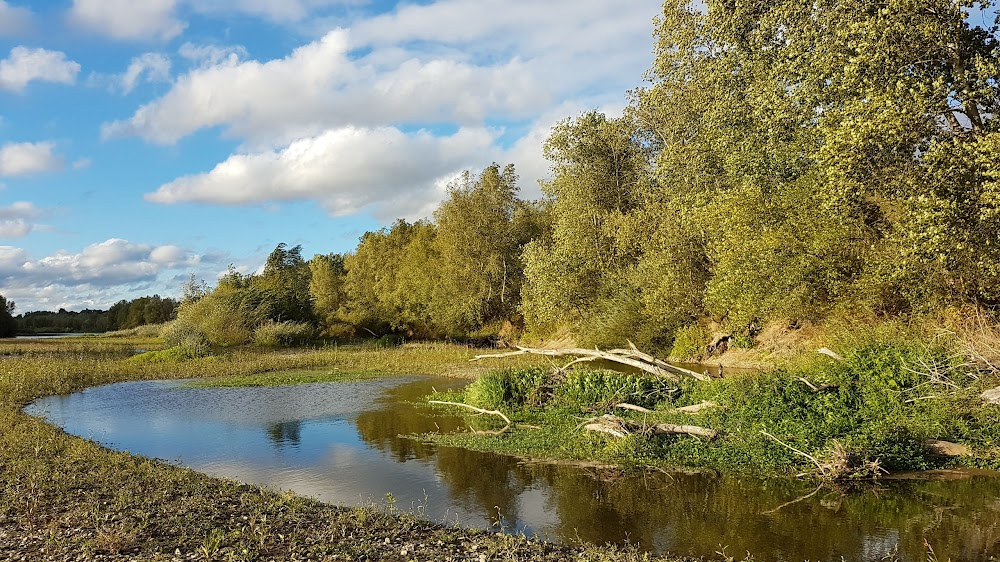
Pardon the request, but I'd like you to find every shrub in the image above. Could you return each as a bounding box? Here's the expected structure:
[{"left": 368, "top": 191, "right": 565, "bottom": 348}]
[
  {"left": 669, "top": 323, "right": 709, "bottom": 360},
  {"left": 253, "top": 321, "right": 316, "bottom": 347},
  {"left": 465, "top": 368, "right": 550, "bottom": 410},
  {"left": 556, "top": 370, "right": 676, "bottom": 410}
]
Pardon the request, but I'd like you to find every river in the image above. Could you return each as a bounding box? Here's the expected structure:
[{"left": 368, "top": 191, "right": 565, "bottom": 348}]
[{"left": 24, "top": 375, "right": 1000, "bottom": 561}]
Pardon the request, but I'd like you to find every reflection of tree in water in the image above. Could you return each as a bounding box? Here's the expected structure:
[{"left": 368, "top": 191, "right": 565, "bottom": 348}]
[
  {"left": 524, "top": 464, "right": 1000, "bottom": 560},
  {"left": 350, "top": 377, "right": 1000, "bottom": 560},
  {"left": 433, "top": 446, "right": 530, "bottom": 527},
  {"left": 265, "top": 420, "right": 302, "bottom": 448},
  {"left": 354, "top": 378, "right": 465, "bottom": 462}
]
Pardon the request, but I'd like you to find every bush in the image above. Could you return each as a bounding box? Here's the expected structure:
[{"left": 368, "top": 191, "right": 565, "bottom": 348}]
[
  {"left": 669, "top": 323, "right": 710, "bottom": 360},
  {"left": 253, "top": 321, "right": 316, "bottom": 347},
  {"left": 556, "top": 370, "right": 676, "bottom": 410},
  {"left": 465, "top": 368, "right": 550, "bottom": 410}
]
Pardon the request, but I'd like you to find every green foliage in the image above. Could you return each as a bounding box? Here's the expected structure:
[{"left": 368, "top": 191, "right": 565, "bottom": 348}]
[
  {"left": 0, "top": 295, "right": 15, "bottom": 338},
  {"left": 465, "top": 368, "right": 550, "bottom": 410},
  {"left": 556, "top": 370, "right": 677, "bottom": 411},
  {"left": 431, "top": 164, "right": 543, "bottom": 335},
  {"left": 669, "top": 324, "right": 709, "bottom": 361},
  {"left": 309, "top": 253, "right": 347, "bottom": 337},
  {"left": 252, "top": 320, "right": 316, "bottom": 347},
  {"left": 631, "top": 0, "right": 1000, "bottom": 325}
]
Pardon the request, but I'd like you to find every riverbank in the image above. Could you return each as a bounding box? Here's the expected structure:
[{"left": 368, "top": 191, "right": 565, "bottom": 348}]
[
  {"left": 0, "top": 338, "right": 691, "bottom": 561},
  {"left": 421, "top": 322, "right": 1000, "bottom": 479}
]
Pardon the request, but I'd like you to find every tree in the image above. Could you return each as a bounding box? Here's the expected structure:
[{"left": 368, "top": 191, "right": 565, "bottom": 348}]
[
  {"left": 631, "top": 0, "right": 1000, "bottom": 327},
  {"left": 0, "top": 295, "right": 15, "bottom": 338},
  {"left": 519, "top": 113, "right": 691, "bottom": 348},
  {"left": 309, "top": 253, "right": 348, "bottom": 336},
  {"left": 431, "top": 163, "right": 540, "bottom": 335}
]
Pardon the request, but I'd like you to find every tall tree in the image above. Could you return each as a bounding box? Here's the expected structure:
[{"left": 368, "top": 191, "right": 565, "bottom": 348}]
[
  {"left": 633, "top": 0, "right": 1000, "bottom": 326},
  {"left": 0, "top": 295, "right": 15, "bottom": 338},
  {"left": 432, "top": 163, "right": 540, "bottom": 334}
]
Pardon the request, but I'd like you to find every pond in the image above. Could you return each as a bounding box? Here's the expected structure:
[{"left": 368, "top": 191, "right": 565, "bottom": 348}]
[{"left": 24, "top": 376, "right": 1000, "bottom": 561}]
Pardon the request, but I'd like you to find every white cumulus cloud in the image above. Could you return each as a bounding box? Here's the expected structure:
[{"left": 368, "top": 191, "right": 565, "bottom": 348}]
[
  {"left": 102, "top": 29, "right": 548, "bottom": 146},
  {"left": 69, "top": 0, "right": 185, "bottom": 42},
  {"left": 0, "top": 239, "right": 207, "bottom": 311},
  {"left": 0, "top": 1, "right": 32, "bottom": 36},
  {"left": 0, "top": 142, "right": 64, "bottom": 177},
  {"left": 147, "top": 126, "right": 497, "bottom": 219},
  {"left": 0, "top": 46, "right": 80, "bottom": 92},
  {"left": 120, "top": 52, "right": 171, "bottom": 94},
  {"left": 0, "top": 201, "right": 44, "bottom": 237}
]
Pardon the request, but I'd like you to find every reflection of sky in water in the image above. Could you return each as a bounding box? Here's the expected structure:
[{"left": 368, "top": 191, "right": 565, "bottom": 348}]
[{"left": 24, "top": 377, "right": 1000, "bottom": 562}]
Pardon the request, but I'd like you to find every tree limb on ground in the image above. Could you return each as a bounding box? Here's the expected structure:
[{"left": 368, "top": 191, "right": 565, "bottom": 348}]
[
  {"left": 583, "top": 414, "right": 719, "bottom": 440},
  {"left": 428, "top": 401, "right": 512, "bottom": 435},
  {"left": 472, "top": 345, "right": 710, "bottom": 381}
]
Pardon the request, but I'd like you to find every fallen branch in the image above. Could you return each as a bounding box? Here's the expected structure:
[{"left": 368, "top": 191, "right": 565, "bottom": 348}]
[
  {"left": 646, "top": 423, "right": 719, "bottom": 440},
  {"left": 797, "top": 378, "right": 837, "bottom": 393},
  {"left": 616, "top": 403, "right": 653, "bottom": 413},
  {"left": 761, "top": 430, "right": 825, "bottom": 476},
  {"left": 472, "top": 346, "right": 710, "bottom": 381},
  {"left": 428, "top": 401, "right": 512, "bottom": 425},
  {"left": 583, "top": 414, "right": 718, "bottom": 440},
  {"left": 673, "top": 401, "right": 719, "bottom": 414},
  {"left": 817, "top": 348, "right": 844, "bottom": 361}
]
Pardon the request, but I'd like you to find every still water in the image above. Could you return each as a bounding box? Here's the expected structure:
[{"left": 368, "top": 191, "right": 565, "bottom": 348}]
[{"left": 25, "top": 376, "right": 1000, "bottom": 561}]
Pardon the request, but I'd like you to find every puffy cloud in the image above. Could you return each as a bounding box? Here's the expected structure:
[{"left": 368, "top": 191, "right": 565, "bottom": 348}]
[
  {"left": 0, "top": 238, "right": 196, "bottom": 291},
  {"left": 0, "top": 201, "right": 43, "bottom": 238},
  {"left": 0, "top": 142, "right": 64, "bottom": 177},
  {"left": 178, "top": 43, "right": 247, "bottom": 67},
  {"left": 0, "top": 1, "right": 32, "bottom": 36},
  {"left": 103, "top": 29, "right": 550, "bottom": 146},
  {"left": 147, "top": 126, "right": 497, "bottom": 219},
  {"left": 69, "top": 0, "right": 185, "bottom": 42},
  {"left": 0, "top": 239, "right": 220, "bottom": 311},
  {"left": 109, "top": 0, "right": 660, "bottom": 217},
  {"left": 0, "top": 46, "right": 80, "bottom": 92},
  {"left": 120, "top": 53, "right": 171, "bottom": 94}
]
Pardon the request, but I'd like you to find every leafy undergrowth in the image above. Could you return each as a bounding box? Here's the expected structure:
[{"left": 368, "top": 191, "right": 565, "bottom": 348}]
[{"left": 425, "top": 337, "right": 1000, "bottom": 478}]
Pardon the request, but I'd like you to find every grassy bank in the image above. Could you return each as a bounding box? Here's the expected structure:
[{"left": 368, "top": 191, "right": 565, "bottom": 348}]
[
  {"left": 425, "top": 326, "right": 1000, "bottom": 479},
  {"left": 0, "top": 337, "right": 688, "bottom": 561}
]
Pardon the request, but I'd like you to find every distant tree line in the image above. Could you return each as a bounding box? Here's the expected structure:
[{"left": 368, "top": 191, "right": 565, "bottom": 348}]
[{"left": 10, "top": 295, "right": 178, "bottom": 336}]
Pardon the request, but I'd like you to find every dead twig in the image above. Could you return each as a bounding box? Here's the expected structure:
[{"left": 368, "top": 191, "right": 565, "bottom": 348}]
[
  {"left": 761, "top": 430, "right": 825, "bottom": 476},
  {"left": 428, "top": 400, "right": 512, "bottom": 425}
]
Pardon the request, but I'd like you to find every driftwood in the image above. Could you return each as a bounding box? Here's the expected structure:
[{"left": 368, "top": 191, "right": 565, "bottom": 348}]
[
  {"left": 472, "top": 345, "right": 711, "bottom": 382},
  {"left": 616, "top": 403, "right": 653, "bottom": 413},
  {"left": 582, "top": 414, "right": 719, "bottom": 440},
  {"left": 673, "top": 401, "right": 719, "bottom": 414},
  {"left": 798, "top": 378, "right": 837, "bottom": 393},
  {"left": 428, "top": 401, "right": 512, "bottom": 435},
  {"left": 817, "top": 348, "right": 844, "bottom": 361}
]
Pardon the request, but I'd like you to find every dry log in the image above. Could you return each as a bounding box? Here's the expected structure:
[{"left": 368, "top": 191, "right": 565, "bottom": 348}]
[
  {"left": 428, "top": 400, "right": 512, "bottom": 425},
  {"left": 925, "top": 439, "right": 971, "bottom": 457},
  {"left": 472, "top": 345, "right": 710, "bottom": 381},
  {"left": 582, "top": 414, "right": 718, "bottom": 440},
  {"left": 817, "top": 348, "right": 844, "bottom": 361},
  {"left": 673, "top": 401, "right": 719, "bottom": 414},
  {"left": 616, "top": 403, "right": 653, "bottom": 413},
  {"left": 645, "top": 423, "right": 719, "bottom": 440}
]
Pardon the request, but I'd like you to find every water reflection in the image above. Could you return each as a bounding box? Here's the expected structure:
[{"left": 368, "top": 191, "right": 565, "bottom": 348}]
[{"left": 24, "top": 377, "right": 1000, "bottom": 561}]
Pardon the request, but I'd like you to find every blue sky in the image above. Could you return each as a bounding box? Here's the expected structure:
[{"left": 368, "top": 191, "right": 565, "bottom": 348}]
[{"left": 0, "top": 0, "right": 662, "bottom": 311}]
